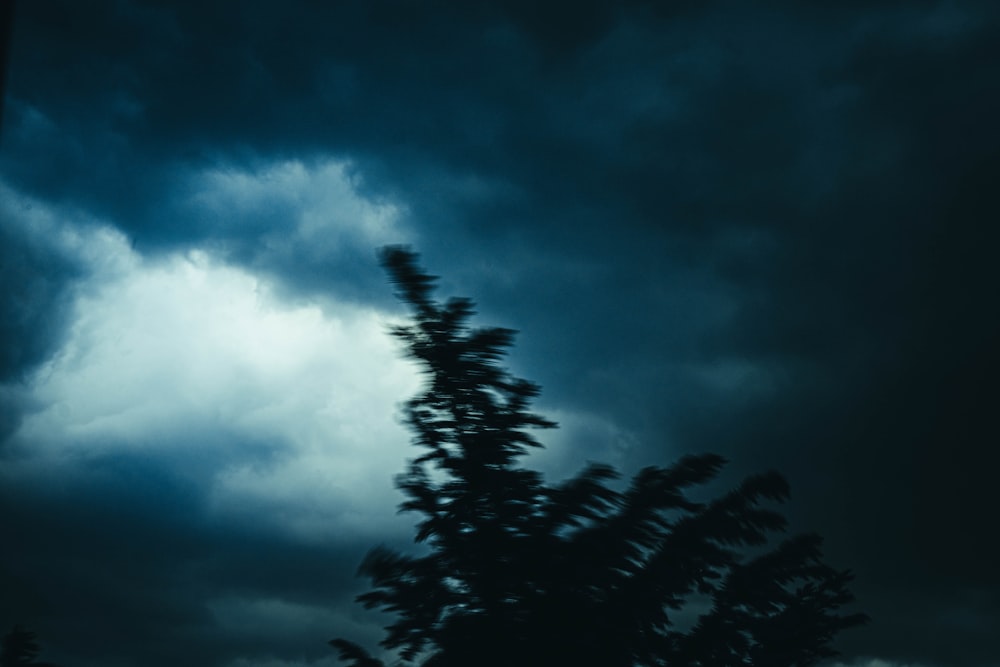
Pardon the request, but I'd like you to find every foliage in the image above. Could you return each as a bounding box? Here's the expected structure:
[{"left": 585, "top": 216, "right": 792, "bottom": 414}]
[
  {"left": 331, "top": 247, "right": 866, "bottom": 667},
  {"left": 0, "top": 626, "right": 59, "bottom": 667}
]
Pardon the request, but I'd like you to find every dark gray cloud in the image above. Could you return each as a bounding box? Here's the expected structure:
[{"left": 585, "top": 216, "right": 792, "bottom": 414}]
[
  {"left": 1, "top": 447, "right": 375, "bottom": 667},
  {"left": 2, "top": 1, "right": 998, "bottom": 665},
  {"left": 0, "top": 214, "right": 80, "bottom": 382},
  {"left": 0, "top": 199, "right": 84, "bottom": 443}
]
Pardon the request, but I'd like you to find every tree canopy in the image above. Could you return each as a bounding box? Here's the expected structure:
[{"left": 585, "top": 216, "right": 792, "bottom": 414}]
[{"left": 331, "top": 246, "right": 866, "bottom": 667}]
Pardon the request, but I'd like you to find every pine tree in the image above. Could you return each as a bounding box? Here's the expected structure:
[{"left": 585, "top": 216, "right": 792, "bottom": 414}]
[{"left": 331, "top": 247, "right": 866, "bottom": 667}]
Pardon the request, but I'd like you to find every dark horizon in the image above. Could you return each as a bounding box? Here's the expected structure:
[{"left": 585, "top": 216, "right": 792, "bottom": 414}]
[{"left": 2, "top": 2, "right": 998, "bottom": 666}]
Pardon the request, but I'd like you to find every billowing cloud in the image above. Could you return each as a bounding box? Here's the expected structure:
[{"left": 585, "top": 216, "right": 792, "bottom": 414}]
[
  {"left": 12, "top": 238, "right": 419, "bottom": 519},
  {"left": 0, "top": 172, "right": 420, "bottom": 665}
]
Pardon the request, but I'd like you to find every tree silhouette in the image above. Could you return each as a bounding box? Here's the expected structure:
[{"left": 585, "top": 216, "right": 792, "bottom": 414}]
[
  {"left": 331, "top": 246, "right": 866, "bottom": 667},
  {"left": 1, "top": 626, "right": 59, "bottom": 667}
]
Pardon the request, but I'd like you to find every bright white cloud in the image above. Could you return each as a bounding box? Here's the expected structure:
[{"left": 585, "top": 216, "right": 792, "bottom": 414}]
[
  {"left": 23, "top": 247, "right": 412, "bottom": 444},
  {"left": 21, "top": 243, "right": 419, "bottom": 537},
  {"left": 3, "top": 173, "right": 423, "bottom": 542}
]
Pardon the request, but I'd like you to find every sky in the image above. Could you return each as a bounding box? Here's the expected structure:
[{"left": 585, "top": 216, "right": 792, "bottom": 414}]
[{"left": 0, "top": 1, "right": 997, "bottom": 665}]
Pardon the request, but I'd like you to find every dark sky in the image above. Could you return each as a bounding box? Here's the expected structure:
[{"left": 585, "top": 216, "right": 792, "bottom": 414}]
[{"left": 1, "top": 1, "right": 998, "bottom": 666}]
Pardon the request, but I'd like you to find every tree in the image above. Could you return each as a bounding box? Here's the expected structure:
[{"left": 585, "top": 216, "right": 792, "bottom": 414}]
[
  {"left": 0, "top": 626, "right": 59, "bottom": 667},
  {"left": 331, "top": 247, "right": 866, "bottom": 667}
]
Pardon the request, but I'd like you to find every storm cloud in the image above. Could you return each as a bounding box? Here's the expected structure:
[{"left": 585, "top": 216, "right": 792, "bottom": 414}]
[{"left": 1, "top": 1, "right": 998, "bottom": 666}]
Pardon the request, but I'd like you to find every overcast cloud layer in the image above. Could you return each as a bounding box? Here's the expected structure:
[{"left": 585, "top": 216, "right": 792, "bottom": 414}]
[{"left": 1, "top": 2, "right": 998, "bottom": 666}]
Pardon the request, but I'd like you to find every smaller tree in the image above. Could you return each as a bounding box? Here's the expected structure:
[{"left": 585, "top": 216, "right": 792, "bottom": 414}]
[
  {"left": 0, "top": 626, "right": 59, "bottom": 667},
  {"left": 332, "top": 247, "right": 866, "bottom": 667}
]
